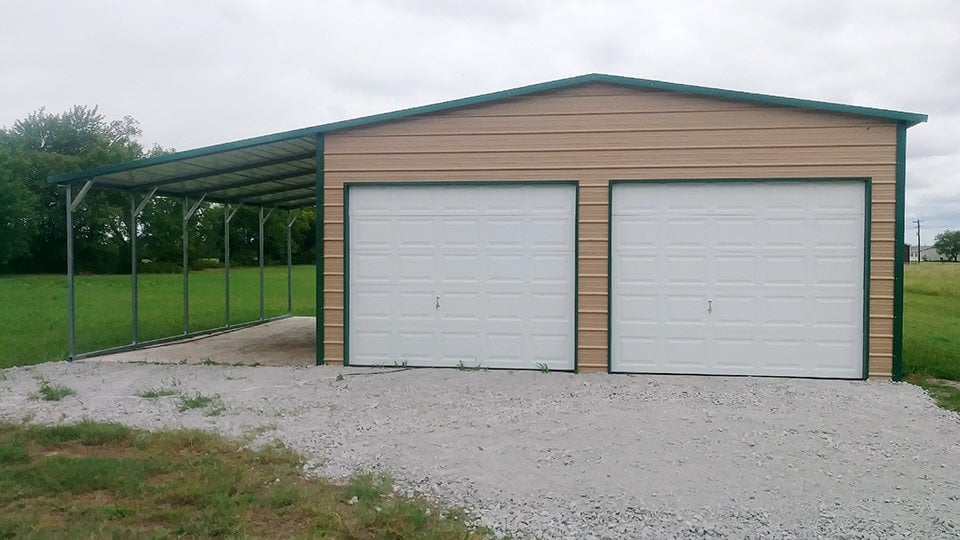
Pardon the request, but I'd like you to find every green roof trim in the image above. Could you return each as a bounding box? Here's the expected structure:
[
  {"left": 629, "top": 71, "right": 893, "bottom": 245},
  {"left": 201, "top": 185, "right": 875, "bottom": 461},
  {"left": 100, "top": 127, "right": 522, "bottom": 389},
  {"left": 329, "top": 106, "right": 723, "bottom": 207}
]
[
  {"left": 319, "top": 73, "right": 929, "bottom": 133},
  {"left": 48, "top": 73, "right": 927, "bottom": 185}
]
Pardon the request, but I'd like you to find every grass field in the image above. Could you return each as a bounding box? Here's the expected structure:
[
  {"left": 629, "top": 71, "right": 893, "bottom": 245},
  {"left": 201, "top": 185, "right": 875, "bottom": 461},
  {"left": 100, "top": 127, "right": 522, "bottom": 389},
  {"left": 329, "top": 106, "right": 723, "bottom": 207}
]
[
  {"left": 0, "top": 421, "right": 487, "bottom": 538},
  {"left": 1, "top": 263, "right": 958, "bottom": 411},
  {"left": 0, "top": 266, "right": 316, "bottom": 369},
  {"left": 903, "top": 262, "right": 960, "bottom": 411}
]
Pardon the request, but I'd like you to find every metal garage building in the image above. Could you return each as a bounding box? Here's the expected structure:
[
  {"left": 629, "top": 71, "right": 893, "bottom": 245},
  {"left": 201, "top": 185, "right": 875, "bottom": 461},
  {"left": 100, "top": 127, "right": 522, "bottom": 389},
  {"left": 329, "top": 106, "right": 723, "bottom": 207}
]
[{"left": 49, "top": 74, "right": 926, "bottom": 379}]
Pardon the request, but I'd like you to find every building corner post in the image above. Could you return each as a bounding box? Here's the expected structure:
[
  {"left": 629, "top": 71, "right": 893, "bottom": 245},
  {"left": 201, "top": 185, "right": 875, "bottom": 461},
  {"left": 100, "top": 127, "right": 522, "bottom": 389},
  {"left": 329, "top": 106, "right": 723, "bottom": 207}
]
[{"left": 892, "top": 122, "right": 907, "bottom": 381}]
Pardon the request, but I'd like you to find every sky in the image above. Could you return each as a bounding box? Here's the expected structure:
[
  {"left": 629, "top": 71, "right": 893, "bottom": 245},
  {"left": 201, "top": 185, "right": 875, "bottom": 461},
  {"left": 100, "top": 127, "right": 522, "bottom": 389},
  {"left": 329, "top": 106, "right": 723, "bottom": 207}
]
[{"left": 2, "top": 0, "right": 958, "bottom": 243}]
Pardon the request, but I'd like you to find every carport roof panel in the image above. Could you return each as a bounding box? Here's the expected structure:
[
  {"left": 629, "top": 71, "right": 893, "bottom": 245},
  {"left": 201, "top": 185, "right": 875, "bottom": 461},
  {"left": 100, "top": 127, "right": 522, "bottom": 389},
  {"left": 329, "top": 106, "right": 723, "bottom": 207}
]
[{"left": 48, "top": 73, "right": 927, "bottom": 196}]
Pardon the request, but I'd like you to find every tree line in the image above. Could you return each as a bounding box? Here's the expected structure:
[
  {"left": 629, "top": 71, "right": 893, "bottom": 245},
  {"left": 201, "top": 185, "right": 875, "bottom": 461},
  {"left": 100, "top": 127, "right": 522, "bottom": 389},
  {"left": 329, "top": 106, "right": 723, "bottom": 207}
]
[{"left": 0, "top": 106, "right": 316, "bottom": 274}]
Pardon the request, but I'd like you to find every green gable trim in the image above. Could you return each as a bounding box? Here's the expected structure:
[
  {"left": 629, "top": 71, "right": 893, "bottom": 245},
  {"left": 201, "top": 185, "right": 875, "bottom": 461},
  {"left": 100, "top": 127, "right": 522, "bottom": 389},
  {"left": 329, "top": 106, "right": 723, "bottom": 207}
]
[
  {"left": 319, "top": 73, "right": 928, "bottom": 135},
  {"left": 48, "top": 73, "right": 927, "bottom": 186}
]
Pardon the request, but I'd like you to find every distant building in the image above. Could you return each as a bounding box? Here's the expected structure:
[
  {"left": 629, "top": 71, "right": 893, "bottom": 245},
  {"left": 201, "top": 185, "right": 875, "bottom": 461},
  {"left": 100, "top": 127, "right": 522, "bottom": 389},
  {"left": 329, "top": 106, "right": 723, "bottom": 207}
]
[{"left": 909, "top": 245, "right": 948, "bottom": 262}]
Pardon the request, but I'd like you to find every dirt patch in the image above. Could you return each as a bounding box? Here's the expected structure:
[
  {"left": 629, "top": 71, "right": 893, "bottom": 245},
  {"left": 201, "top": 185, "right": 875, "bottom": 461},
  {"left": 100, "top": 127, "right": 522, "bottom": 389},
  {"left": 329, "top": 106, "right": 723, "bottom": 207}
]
[{"left": 87, "top": 317, "right": 315, "bottom": 367}]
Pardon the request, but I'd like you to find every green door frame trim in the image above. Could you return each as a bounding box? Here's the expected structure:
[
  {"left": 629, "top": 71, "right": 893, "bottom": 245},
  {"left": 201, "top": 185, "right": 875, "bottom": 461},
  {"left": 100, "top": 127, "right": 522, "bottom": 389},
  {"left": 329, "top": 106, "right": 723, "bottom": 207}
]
[
  {"left": 341, "top": 180, "right": 580, "bottom": 372},
  {"left": 606, "top": 177, "right": 873, "bottom": 380},
  {"left": 315, "top": 134, "right": 325, "bottom": 366},
  {"left": 892, "top": 123, "right": 907, "bottom": 381},
  {"left": 862, "top": 180, "right": 873, "bottom": 381}
]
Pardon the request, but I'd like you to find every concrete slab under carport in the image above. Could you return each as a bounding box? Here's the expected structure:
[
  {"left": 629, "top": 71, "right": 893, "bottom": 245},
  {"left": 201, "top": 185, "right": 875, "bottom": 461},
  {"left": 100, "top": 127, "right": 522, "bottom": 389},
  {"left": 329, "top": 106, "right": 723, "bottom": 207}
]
[{"left": 86, "top": 317, "right": 315, "bottom": 367}]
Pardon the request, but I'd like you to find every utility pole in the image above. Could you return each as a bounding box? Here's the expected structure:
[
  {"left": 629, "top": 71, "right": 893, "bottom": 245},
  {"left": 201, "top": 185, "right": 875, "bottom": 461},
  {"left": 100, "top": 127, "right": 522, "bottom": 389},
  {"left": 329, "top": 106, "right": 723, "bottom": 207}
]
[{"left": 914, "top": 219, "right": 923, "bottom": 263}]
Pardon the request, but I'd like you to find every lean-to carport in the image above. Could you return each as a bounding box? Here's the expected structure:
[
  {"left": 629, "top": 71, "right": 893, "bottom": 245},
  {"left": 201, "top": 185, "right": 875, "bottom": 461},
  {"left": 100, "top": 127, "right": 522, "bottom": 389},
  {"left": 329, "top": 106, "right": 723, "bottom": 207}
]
[{"left": 47, "top": 127, "right": 325, "bottom": 361}]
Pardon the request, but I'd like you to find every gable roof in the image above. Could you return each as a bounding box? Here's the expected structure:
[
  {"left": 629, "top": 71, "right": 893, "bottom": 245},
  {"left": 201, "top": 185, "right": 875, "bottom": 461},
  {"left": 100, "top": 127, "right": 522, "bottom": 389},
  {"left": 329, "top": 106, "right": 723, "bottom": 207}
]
[{"left": 47, "top": 73, "right": 927, "bottom": 208}]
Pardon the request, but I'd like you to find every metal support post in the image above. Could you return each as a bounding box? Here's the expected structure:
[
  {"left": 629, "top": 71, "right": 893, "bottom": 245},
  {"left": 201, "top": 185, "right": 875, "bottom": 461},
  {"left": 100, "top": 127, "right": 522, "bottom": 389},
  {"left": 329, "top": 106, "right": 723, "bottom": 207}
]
[
  {"left": 286, "top": 210, "right": 296, "bottom": 313},
  {"left": 130, "top": 194, "right": 138, "bottom": 344},
  {"left": 181, "top": 194, "right": 205, "bottom": 334},
  {"left": 65, "top": 179, "right": 93, "bottom": 359},
  {"left": 259, "top": 206, "right": 265, "bottom": 320},
  {"left": 182, "top": 197, "right": 189, "bottom": 334},
  {"left": 66, "top": 184, "right": 75, "bottom": 359},
  {"left": 224, "top": 205, "right": 231, "bottom": 327},
  {"left": 224, "top": 203, "right": 241, "bottom": 327},
  {"left": 130, "top": 188, "right": 156, "bottom": 343}
]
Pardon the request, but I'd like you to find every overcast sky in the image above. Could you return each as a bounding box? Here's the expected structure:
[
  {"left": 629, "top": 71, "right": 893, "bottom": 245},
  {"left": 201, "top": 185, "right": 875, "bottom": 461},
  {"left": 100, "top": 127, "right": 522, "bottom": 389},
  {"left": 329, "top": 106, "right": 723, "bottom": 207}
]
[{"left": 2, "top": 0, "right": 957, "bottom": 242}]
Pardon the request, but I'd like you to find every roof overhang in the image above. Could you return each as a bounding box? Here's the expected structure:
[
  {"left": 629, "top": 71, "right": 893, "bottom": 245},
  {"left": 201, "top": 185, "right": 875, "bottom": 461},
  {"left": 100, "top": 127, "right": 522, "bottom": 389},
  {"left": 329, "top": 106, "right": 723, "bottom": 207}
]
[{"left": 47, "top": 73, "right": 928, "bottom": 206}]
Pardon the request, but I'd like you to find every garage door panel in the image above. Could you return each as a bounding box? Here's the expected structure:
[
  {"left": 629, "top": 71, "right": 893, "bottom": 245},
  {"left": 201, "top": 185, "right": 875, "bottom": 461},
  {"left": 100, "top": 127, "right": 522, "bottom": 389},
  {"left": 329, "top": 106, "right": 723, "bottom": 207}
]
[
  {"left": 352, "top": 331, "right": 393, "bottom": 364},
  {"left": 488, "top": 218, "right": 524, "bottom": 247},
  {"left": 611, "top": 181, "right": 865, "bottom": 378},
  {"left": 712, "top": 295, "right": 757, "bottom": 326},
  {"left": 813, "top": 257, "right": 863, "bottom": 283},
  {"left": 616, "top": 255, "right": 659, "bottom": 284},
  {"left": 665, "top": 255, "right": 709, "bottom": 285},
  {"left": 618, "top": 295, "right": 658, "bottom": 323},
  {"left": 666, "top": 295, "right": 710, "bottom": 324},
  {"left": 618, "top": 218, "right": 659, "bottom": 249},
  {"left": 715, "top": 256, "right": 758, "bottom": 284},
  {"left": 348, "top": 184, "right": 576, "bottom": 369},
  {"left": 397, "top": 254, "right": 437, "bottom": 283}
]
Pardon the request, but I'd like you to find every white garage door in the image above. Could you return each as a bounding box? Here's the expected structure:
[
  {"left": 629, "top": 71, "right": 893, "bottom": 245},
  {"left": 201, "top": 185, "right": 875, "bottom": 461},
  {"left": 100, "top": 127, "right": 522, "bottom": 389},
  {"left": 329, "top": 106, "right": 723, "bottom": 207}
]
[
  {"left": 347, "top": 184, "right": 576, "bottom": 370},
  {"left": 610, "top": 181, "right": 866, "bottom": 378}
]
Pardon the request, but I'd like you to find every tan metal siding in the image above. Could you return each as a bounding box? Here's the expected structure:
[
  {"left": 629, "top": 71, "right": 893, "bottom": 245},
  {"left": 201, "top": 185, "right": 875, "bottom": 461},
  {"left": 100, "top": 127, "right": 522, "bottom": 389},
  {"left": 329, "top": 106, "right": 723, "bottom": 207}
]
[{"left": 323, "top": 83, "right": 899, "bottom": 378}]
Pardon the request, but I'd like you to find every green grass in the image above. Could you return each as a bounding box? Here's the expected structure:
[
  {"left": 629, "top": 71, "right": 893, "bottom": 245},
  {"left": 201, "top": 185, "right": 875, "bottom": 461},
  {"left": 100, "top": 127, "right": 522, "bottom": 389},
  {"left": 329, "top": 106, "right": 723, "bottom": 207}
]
[
  {"left": 177, "top": 393, "right": 217, "bottom": 412},
  {"left": 0, "top": 265, "right": 316, "bottom": 369},
  {"left": 0, "top": 421, "right": 488, "bottom": 538},
  {"left": 904, "top": 263, "right": 960, "bottom": 413},
  {"left": 36, "top": 378, "right": 75, "bottom": 401},
  {"left": 911, "top": 379, "right": 960, "bottom": 413},
  {"left": 136, "top": 387, "right": 180, "bottom": 399}
]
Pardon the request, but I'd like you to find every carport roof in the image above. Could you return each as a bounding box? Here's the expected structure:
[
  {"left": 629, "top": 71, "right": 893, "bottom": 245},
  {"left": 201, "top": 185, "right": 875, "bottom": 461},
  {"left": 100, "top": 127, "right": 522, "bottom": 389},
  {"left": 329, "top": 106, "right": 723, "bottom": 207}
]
[{"left": 47, "top": 73, "right": 927, "bottom": 209}]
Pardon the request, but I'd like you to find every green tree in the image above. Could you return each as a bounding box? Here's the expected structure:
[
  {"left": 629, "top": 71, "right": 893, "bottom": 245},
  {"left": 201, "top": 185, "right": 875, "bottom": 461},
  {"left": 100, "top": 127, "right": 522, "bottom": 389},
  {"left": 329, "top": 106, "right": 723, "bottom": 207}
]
[
  {"left": 933, "top": 230, "right": 960, "bottom": 262},
  {"left": 0, "top": 149, "right": 35, "bottom": 267},
  {"left": 1, "top": 105, "right": 317, "bottom": 274},
  {"left": 0, "top": 106, "right": 145, "bottom": 273}
]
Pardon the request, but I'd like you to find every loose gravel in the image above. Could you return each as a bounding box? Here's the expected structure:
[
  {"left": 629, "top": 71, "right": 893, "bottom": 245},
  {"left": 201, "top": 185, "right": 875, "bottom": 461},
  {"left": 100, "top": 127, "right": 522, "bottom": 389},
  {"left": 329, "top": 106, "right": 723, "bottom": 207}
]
[{"left": 1, "top": 361, "right": 959, "bottom": 538}]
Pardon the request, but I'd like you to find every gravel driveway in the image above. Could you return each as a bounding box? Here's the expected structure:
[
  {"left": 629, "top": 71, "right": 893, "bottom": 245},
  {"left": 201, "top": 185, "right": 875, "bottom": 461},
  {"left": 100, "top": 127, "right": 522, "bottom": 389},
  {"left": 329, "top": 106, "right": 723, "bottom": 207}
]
[{"left": 2, "top": 362, "right": 959, "bottom": 538}]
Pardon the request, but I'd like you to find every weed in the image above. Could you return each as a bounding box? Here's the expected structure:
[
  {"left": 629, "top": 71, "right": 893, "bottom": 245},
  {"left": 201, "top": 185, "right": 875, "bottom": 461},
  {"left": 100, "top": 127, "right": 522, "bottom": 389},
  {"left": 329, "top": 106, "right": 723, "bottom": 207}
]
[
  {"left": 36, "top": 421, "right": 132, "bottom": 446},
  {"left": 36, "top": 377, "right": 75, "bottom": 401},
  {"left": 136, "top": 387, "right": 179, "bottom": 399},
  {"left": 911, "top": 377, "right": 960, "bottom": 414},
  {"left": 537, "top": 362, "right": 550, "bottom": 373},
  {"left": 241, "top": 424, "right": 278, "bottom": 444},
  {"left": 0, "top": 370, "right": 7, "bottom": 381},
  {"left": 204, "top": 402, "right": 227, "bottom": 417},
  {"left": 177, "top": 393, "right": 218, "bottom": 412},
  {"left": 346, "top": 473, "right": 392, "bottom": 504},
  {"left": 455, "top": 360, "right": 483, "bottom": 371},
  {"left": 0, "top": 442, "right": 29, "bottom": 465}
]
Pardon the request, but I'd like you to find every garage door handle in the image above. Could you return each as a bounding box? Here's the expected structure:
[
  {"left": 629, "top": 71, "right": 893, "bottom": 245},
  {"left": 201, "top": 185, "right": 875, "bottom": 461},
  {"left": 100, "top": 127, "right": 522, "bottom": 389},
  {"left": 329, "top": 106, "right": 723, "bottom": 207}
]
[
  {"left": 436, "top": 296, "right": 440, "bottom": 310},
  {"left": 707, "top": 299, "right": 712, "bottom": 314}
]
